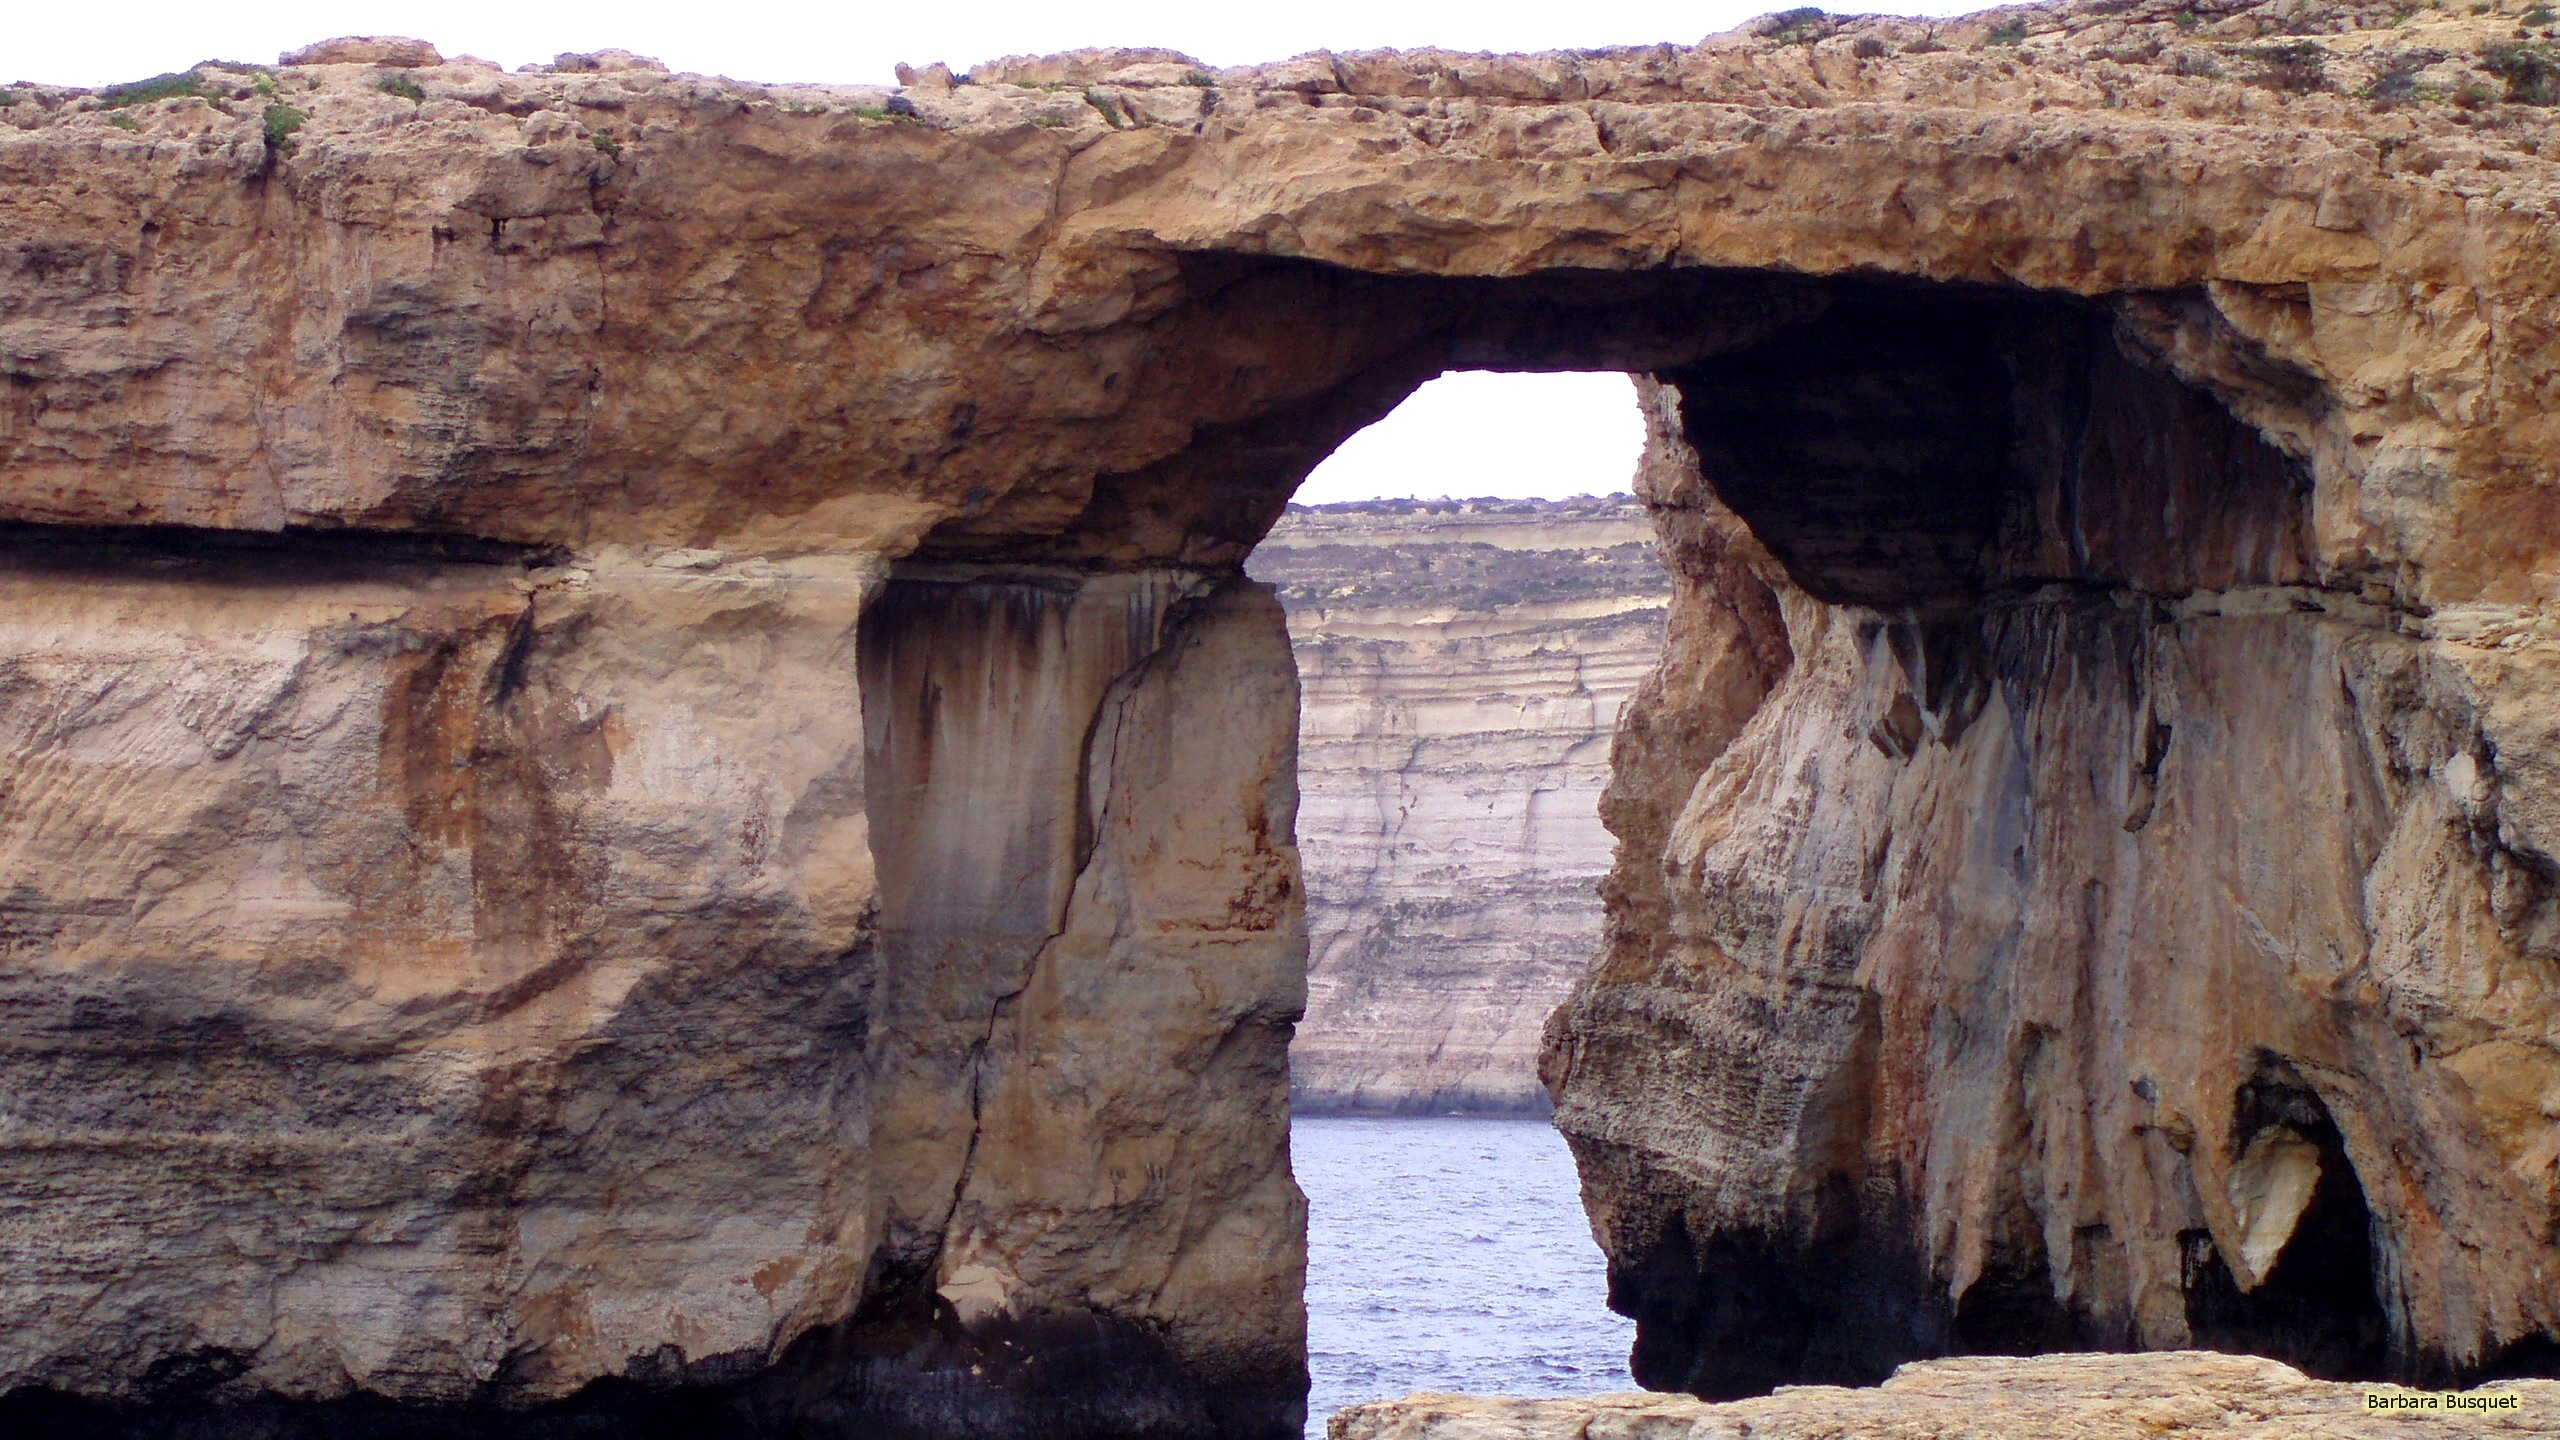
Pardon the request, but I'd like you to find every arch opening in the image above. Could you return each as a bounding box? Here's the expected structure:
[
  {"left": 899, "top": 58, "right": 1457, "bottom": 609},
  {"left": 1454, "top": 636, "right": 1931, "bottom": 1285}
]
[{"left": 1248, "top": 371, "right": 1657, "bottom": 1425}]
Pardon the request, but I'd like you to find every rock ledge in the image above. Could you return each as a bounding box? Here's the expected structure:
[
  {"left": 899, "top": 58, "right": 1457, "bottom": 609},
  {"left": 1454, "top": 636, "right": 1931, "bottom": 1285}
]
[{"left": 1331, "top": 1353, "right": 2560, "bottom": 1439}]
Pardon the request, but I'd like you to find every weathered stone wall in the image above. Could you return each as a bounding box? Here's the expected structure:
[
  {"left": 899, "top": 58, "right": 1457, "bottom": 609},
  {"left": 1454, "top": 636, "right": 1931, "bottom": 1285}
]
[
  {"left": 0, "top": 0, "right": 2557, "bottom": 1428},
  {"left": 1546, "top": 294, "right": 2560, "bottom": 1393},
  {"left": 1252, "top": 497, "right": 1666, "bottom": 1115},
  {"left": 0, "top": 535, "right": 891, "bottom": 1409},
  {"left": 856, "top": 568, "right": 1307, "bottom": 1434}
]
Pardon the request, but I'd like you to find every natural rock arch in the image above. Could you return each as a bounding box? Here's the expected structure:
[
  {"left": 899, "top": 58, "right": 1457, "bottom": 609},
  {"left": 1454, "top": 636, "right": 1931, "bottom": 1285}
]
[{"left": 0, "top": 4, "right": 2556, "bottom": 1434}]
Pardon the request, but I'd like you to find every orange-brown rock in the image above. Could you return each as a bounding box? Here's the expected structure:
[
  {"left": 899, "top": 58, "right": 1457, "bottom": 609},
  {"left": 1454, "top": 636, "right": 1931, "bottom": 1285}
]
[
  {"left": 1331, "top": 1352, "right": 2560, "bottom": 1439},
  {"left": 0, "top": 0, "right": 2557, "bottom": 1431}
]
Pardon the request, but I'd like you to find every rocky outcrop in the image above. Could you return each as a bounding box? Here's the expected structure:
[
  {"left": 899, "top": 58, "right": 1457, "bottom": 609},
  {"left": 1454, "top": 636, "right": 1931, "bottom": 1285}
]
[
  {"left": 1251, "top": 498, "right": 1666, "bottom": 1114},
  {"left": 1330, "top": 1353, "right": 2560, "bottom": 1439},
  {"left": 1, "top": 0, "right": 2558, "bottom": 1428},
  {"left": 0, "top": 536, "right": 1306, "bottom": 1438},
  {"left": 1543, "top": 286, "right": 2560, "bottom": 1394}
]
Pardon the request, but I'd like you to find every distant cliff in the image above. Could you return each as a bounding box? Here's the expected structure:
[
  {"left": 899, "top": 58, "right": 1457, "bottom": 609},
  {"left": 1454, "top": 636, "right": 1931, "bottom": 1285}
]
[{"left": 1249, "top": 497, "right": 1668, "bottom": 1114}]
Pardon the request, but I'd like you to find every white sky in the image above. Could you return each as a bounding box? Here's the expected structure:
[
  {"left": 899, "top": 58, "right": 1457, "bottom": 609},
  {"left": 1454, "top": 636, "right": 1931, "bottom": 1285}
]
[
  {"left": 11, "top": 0, "right": 1984, "bottom": 504},
  {"left": 1297, "top": 373, "right": 1648, "bottom": 504},
  {"left": 11, "top": 0, "right": 1988, "bottom": 106}
]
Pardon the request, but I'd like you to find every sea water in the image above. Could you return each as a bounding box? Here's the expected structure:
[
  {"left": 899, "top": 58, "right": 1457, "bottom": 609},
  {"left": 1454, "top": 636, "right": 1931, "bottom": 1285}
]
[{"left": 1293, "top": 1115, "right": 1635, "bottom": 1437}]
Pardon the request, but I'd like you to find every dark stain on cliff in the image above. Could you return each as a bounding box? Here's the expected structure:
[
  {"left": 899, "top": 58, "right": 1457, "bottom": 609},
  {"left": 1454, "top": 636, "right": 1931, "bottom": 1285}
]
[{"left": 371, "top": 598, "right": 613, "bottom": 965}]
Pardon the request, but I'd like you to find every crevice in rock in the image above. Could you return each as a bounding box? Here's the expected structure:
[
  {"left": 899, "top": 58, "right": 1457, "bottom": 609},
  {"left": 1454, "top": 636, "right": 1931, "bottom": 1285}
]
[
  {"left": 2122, "top": 710, "right": 2173, "bottom": 833},
  {"left": 0, "top": 519, "right": 565, "bottom": 576},
  {"left": 2182, "top": 1063, "right": 2390, "bottom": 1380}
]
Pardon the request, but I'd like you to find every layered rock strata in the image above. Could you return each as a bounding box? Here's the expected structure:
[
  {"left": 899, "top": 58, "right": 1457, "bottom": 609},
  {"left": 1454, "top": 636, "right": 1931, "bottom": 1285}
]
[
  {"left": 1330, "top": 1352, "right": 2560, "bottom": 1440},
  {"left": 0, "top": 536, "right": 1307, "bottom": 1438},
  {"left": 0, "top": 0, "right": 2555, "bottom": 1429},
  {"left": 1545, "top": 283, "right": 2560, "bottom": 1395},
  {"left": 1250, "top": 497, "right": 1667, "bottom": 1114}
]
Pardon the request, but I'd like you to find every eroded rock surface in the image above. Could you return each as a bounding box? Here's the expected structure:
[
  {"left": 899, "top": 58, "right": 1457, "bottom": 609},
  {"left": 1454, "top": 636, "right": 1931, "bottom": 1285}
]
[
  {"left": 1252, "top": 497, "right": 1666, "bottom": 1114},
  {"left": 1544, "top": 288, "right": 2560, "bottom": 1395},
  {"left": 0, "top": 536, "right": 1307, "bottom": 1437},
  {"left": 0, "top": 0, "right": 2557, "bottom": 1427},
  {"left": 1330, "top": 1353, "right": 2560, "bottom": 1439}
]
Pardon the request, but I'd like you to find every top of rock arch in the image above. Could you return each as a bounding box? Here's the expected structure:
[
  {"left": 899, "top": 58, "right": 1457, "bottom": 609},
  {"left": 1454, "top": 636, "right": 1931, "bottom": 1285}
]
[{"left": 0, "top": 0, "right": 2554, "bottom": 605}]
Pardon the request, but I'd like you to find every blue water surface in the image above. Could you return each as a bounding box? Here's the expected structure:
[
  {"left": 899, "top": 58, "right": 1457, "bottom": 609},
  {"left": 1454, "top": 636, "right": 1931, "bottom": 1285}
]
[{"left": 1294, "top": 1115, "right": 1635, "bottom": 1437}]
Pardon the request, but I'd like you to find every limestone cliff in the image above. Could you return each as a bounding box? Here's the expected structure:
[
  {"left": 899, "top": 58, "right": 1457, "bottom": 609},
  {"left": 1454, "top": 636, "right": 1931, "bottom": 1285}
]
[
  {"left": 0, "top": 536, "right": 1307, "bottom": 1437},
  {"left": 1544, "top": 286, "right": 2560, "bottom": 1395},
  {"left": 1250, "top": 497, "right": 1667, "bottom": 1115},
  {"left": 0, "top": 1, "right": 2557, "bottom": 1430}
]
